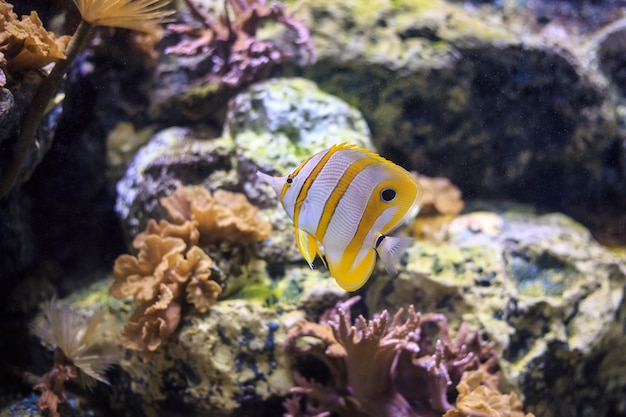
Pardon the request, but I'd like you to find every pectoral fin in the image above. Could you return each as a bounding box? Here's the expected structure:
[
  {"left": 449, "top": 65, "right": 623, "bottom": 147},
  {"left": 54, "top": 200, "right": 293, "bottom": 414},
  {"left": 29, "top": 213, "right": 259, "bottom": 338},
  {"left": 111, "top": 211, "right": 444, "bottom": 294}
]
[{"left": 375, "top": 235, "right": 413, "bottom": 277}]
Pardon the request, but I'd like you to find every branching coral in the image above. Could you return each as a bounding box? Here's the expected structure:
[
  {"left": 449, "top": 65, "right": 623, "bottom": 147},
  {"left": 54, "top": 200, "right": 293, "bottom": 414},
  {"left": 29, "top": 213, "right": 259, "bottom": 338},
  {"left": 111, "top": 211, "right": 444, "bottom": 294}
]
[
  {"left": 31, "top": 301, "right": 121, "bottom": 417},
  {"left": 165, "top": 0, "right": 315, "bottom": 87},
  {"left": 111, "top": 184, "right": 271, "bottom": 360},
  {"left": 284, "top": 297, "right": 507, "bottom": 417},
  {"left": 0, "top": 0, "right": 172, "bottom": 197}
]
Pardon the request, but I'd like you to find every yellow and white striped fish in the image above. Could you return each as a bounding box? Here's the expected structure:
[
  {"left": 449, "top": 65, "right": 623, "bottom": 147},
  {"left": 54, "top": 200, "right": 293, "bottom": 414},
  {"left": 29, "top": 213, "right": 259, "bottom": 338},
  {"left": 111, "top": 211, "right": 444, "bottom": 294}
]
[{"left": 257, "top": 143, "right": 422, "bottom": 291}]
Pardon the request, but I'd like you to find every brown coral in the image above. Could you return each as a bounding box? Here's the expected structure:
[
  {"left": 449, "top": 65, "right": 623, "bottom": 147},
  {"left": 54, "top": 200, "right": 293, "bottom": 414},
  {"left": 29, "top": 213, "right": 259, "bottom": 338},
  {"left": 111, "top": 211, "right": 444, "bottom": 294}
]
[
  {"left": 111, "top": 185, "right": 268, "bottom": 360},
  {"left": 112, "top": 239, "right": 220, "bottom": 360},
  {"left": 183, "top": 246, "right": 221, "bottom": 313},
  {"left": 160, "top": 186, "right": 272, "bottom": 244},
  {"left": 0, "top": 1, "right": 70, "bottom": 73},
  {"left": 120, "top": 282, "right": 183, "bottom": 361},
  {"left": 416, "top": 174, "right": 465, "bottom": 217},
  {"left": 134, "top": 218, "right": 200, "bottom": 248},
  {"left": 284, "top": 298, "right": 502, "bottom": 417},
  {"left": 111, "top": 235, "right": 187, "bottom": 302},
  {"left": 444, "top": 371, "right": 535, "bottom": 417}
]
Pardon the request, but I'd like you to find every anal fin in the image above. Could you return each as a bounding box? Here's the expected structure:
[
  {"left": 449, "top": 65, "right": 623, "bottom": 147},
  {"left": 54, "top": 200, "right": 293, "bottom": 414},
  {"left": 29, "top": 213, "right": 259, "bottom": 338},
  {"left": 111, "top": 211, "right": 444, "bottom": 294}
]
[{"left": 296, "top": 228, "right": 323, "bottom": 268}]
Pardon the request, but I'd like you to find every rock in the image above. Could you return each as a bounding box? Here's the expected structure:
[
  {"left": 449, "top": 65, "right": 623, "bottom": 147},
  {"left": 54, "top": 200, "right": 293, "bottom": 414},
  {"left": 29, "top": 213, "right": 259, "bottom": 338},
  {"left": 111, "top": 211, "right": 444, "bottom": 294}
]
[
  {"left": 226, "top": 78, "right": 371, "bottom": 176},
  {"left": 0, "top": 70, "right": 63, "bottom": 278},
  {"left": 115, "top": 78, "right": 373, "bottom": 263},
  {"left": 282, "top": 0, "right": 625, "bottom": 216},
  {"left": 0, "top": 70, "right": 62, "bottom": 190},
  {"left": 116, "top": 298, "right": 302, "bottom": 417},
  {"left": 36, "top": 265, "right": 345, "bottom": 417},
  {"left": 362, "top": 203, "right": 626, "bottom": 417},
  {"left": 114, "top": 128, "right": 238, "bottom": 239}
]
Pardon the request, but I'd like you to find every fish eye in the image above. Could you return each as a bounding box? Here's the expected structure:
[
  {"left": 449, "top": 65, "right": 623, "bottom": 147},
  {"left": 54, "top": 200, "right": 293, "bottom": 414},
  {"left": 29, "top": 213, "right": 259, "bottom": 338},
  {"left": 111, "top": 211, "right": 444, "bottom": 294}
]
[
  {"left": 286, "top": 178, "right": 293, "bottom": 184},
  {"left": 380, "top": 188, "right": 396, "bottom": 202}
]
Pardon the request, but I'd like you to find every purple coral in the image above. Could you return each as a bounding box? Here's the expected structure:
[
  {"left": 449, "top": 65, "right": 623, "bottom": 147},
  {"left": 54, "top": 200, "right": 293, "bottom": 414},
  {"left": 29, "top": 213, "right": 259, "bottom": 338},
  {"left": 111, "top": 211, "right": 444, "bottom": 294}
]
[
  {"left": 284, "top": 297, "right": 499, "bottom": 417},
  {"left": 165, "top": 0, "right": 315, "bottom": 88}
]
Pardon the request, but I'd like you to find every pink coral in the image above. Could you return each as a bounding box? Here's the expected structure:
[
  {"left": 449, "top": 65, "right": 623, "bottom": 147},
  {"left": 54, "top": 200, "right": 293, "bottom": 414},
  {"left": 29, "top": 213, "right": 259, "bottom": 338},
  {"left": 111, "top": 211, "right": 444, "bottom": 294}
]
[{"left": 284, "top": 297, "right": 502, "bottom": 417}]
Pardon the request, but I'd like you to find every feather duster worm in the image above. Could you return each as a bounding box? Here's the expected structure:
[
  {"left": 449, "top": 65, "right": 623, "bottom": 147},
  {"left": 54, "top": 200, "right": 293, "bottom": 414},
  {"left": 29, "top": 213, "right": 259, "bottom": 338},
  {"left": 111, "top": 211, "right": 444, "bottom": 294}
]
[{"left": 31, "top": 301, "right": 121, "bottom": 417}]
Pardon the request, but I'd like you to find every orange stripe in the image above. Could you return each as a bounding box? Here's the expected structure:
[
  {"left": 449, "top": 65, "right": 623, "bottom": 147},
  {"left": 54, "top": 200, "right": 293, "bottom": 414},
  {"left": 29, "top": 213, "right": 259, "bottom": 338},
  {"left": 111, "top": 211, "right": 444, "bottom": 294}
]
[
  {"left": 315, "top": 157, "right": 378, "bottom": 241},
  {"left": 292, "top": 146, "right": 340, "bottom": 231},
  {"left": 337, "top": 178, "right": 410, "bottom": 273}
]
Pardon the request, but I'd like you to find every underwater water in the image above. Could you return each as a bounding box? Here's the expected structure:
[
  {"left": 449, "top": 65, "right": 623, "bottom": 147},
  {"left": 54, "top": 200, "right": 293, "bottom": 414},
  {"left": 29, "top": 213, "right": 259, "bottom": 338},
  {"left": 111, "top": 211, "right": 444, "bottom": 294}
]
[{"left": 1, "top": 0, "right": 626, "bottom": 416}]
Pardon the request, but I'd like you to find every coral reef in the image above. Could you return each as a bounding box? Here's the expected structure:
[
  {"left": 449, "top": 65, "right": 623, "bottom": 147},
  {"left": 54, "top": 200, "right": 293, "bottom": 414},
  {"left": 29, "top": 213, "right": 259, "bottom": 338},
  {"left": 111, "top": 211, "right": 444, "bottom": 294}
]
[
  {"left": 110, "top": 184, "right": 271, "bottom": 360},
  {"left": 0, "top": 0, "right": 173, "bottom": 198},
  {"left": 147, "top": 0, "right": 315, "bottom": 126},
  {"left": 114, "top": 78, "right": 373, "bottom": 252},
  {"left": 103, "top": 263, "right": 343, "bottom": 417},
  {"left": 284, "top": 297, "right": 501, "bottom": 417},
  {"left": 365, "top": 205, "right": 626, "bottom": 417},
  {"left": 31, "top": 301, "right": 121, "bottom": 417}
]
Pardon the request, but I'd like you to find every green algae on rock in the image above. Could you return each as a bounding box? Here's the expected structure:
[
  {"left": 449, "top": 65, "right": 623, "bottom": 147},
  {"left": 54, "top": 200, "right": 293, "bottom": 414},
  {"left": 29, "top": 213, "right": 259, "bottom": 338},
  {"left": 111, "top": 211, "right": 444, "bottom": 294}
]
[
  {"left": 37, "top": 262, "right": 345, "bottom": 417},
  {"left": 226, "top": 78, "right": 372, "bottom": 175},
  {"left": 114, "top": 78, "right": 374, "bottom": 267},
  {"left": 279, "top": 0, "right": 624, "bottom": 218}
]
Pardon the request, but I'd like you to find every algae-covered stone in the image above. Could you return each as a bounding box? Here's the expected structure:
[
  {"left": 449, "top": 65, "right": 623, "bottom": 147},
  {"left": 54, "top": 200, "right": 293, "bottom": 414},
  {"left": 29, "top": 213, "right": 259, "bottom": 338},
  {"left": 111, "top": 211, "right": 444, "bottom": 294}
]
[
  {"left": 28, "top": 261, "right": 345, "bottom": 417},
  {"left": 115, "top": 78, "right": 373, "bottom": 266},
  {"left": 281, "top": 0, "right": 625, "bottom": 216},
  {"left": 114, "top": 127, "right": 238, "bottom": 238},
  {"left": 363, "top": 204, "right": 626, "bottom": 417},
  {"left": 117, "top": 299, "right": 302, "bottom": 417},
  {"left": 226, "top": 77, "right": 372, "bottom": 176}
]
